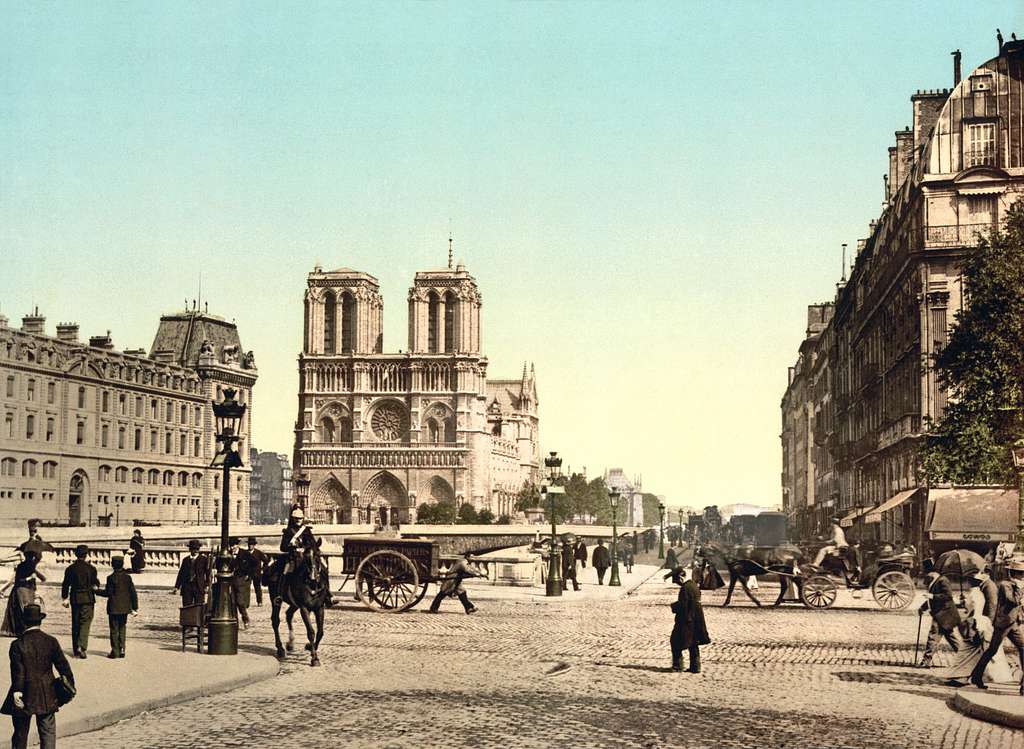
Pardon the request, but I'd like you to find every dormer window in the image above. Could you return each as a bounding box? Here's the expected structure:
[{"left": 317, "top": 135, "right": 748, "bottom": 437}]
[{"left": 964, "top": 122, "right": 996, "bottom": 167}]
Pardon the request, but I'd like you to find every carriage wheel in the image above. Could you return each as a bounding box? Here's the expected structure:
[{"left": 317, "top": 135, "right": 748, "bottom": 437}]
[
  {"left": 872, "top": 570, "right": 915, "bottom": 610},
  {"left": 801, "top": 575, "right": 838, "bottom": 609},
  {"left": 355, "top": 550, "right": 420, "bottom": 613},
  {"left": 410, "top": 582, "right": 430, "bottom": 609}
]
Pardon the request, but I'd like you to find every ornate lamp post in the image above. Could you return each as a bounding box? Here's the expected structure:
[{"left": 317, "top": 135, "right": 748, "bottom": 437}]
[
  {"left": 208, "top": 388, "right": 246, "bottom": 656},
  {"left": 1011, "top": 439, "right": 1024, "bottom": 554},
  {"left": 544, "top": 451, "right": 564, "bottom": 597},
  {"left": 658, "top": 502, "right": 666, "bottom": 559},
  {"left": 609, "top": 487, "right": 621, "bottom": 586}
]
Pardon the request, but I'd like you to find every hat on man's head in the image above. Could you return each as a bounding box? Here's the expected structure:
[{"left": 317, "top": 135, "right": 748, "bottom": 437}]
[
  {"left": 111, "top": 555, "right": 125, "bottom": 569},
  {"left": 1007, "top": 557, "right": 1024, "bottom": 573},
  {"left": 22, "top": 605, "right": 45, "bottom": 626},
  {"left": 290, "top": 504, "right": 305, "bottom": 519},
  {"left": 187, "top": 539, "right": 202, "bottom": 551},
  {"left": 228, "top": 536, "right": 241, "bottom": 547},
  {"left": 662, "top": 565, "right": 687, "bottom": 584},
  {"left": 74, "top": 544, "right": 89, "bottom": 558},
  {"left": 247, "top": 536, "right": 257, "bottom": 545}
]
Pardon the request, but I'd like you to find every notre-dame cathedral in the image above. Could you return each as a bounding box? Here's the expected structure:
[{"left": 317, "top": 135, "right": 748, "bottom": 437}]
[{"left": 293, "top": 259, "right": 539, "bottom": 524}]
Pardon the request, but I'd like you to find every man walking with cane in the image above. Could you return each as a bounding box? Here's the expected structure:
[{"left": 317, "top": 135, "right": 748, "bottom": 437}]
[{"left": 918, "top": 570, "right": 962, "bottom": 668}]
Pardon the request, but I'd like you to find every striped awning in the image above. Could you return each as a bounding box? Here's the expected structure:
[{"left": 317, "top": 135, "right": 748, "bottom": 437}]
[{"left": 864, "top": 489, "right": 919, "bottom": 524}]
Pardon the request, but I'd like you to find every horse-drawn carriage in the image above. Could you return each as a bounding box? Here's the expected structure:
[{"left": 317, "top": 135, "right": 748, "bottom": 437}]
[{"left": 798, "top": 543, "right": 917, "bottom": 610}]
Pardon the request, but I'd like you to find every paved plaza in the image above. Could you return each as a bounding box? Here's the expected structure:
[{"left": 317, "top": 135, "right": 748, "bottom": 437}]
[{"left": 3, "top": 564, "right": 1009, "bottom": 749}]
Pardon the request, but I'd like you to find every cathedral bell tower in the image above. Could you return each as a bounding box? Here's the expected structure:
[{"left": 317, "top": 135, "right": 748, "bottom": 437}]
[
  {"left": 407, "top": 261, "right": 482, "bottom": 355},
  {"left": 303, "top": 266, "right": 383, "bottom": 355}
]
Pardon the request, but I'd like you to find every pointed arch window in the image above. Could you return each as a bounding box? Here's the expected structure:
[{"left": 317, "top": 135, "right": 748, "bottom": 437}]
[
  {"left": 341, "top": 291, "right": 355, "bottom": 353},
  {"left": 320, "top": 416, "right": 336, "bottom": 444},
  {"left": 427, "top": 292, "right": 440, "bottom": 353},
  {"left": 323, "top": 291, "right": 337, "bottom": 354},
  {"left": 444, "top": 292, "right": 456, "bottom": 353}
]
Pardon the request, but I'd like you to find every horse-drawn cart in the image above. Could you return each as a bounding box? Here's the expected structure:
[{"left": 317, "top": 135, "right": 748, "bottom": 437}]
[
  {"left": 341, "top": 536, "right": 441, "bottom": 613},
  {"left": 799, "top": 546, "right": 917, "bottom": 610}
]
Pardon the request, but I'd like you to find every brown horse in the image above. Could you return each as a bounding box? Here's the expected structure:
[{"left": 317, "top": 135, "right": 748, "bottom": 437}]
[
  {"left": 265, "top": 553, "right": 328, "bottom": 666},
  {"left": 697, "top": 542, "right": 806, "bottom": 607}
]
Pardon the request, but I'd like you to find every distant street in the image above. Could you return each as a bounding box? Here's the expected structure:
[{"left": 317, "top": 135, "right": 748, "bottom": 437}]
[{"left": 32, "top": 564, "right": 1015, "bottom": 749}]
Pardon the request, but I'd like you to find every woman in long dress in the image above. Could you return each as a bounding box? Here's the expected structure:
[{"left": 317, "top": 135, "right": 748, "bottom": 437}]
[
  {"left": 943, "top": 575, "right": 1015, "bottom": 685},
  {"left": 0, "top": 551, "right": 44, "bottom": 637}
]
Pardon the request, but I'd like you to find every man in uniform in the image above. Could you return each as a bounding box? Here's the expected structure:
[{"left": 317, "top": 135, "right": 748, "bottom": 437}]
[
  {"left": 919, "top": 570, "right": 962, "bottom": 668},
  {"left": 96, "top": 555, "right": 138, "bottom": 659},
  {"left": 970, "top": 557, "right": 1024, "bottom": 690},
  {"left": 561, "top": 534, "right": 579, "bottom": 591},
  {"left": 60, "top": 545, "right": 99, "bottom": 659},
  {"left": 172, "top": 540, "right": 210, "bottom": 607},
  {"left": 275, "top": 506, "right": 334, "bottom": 605}
]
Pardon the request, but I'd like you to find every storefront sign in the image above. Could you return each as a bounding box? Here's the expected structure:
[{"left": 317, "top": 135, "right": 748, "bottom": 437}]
[{"left": 930, "top": 531, "right": 1015, "bottom": 542}]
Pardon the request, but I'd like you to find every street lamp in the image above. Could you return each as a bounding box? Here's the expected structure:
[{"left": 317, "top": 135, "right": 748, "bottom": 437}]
[
  {"left": 678, "top": 509, "right": 684, "bottom": 546},
  {"left": 608, "top": 488, "right": 621, "bottom": 586},
  {"left": 658, "top": 502, "right": 666, "bottom": 560},
  {"left": 544, "top": 451, "right": 563, "bottom": 597},
  {"left": 1011, "top": 439, "right": 1024, "bottom": 554},
  {"left": 208, "top": 387, "right": 246, "bottom": 656}
]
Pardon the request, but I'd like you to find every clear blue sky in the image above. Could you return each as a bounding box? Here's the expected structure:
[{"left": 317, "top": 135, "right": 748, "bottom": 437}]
[{"left": 2, "top": 2, "right": 1021, "bottom": 507}]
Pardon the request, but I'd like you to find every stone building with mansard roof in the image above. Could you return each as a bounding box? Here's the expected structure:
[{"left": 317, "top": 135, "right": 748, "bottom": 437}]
[
  {"left": 782, "top": 38, "right": 1024, "bottom": 548},
  {"left": 293, "top": 256, "right": 539, "bottom": 524},
  {"left": 0, "top": 305, "right": 257, "bottom": 526}
]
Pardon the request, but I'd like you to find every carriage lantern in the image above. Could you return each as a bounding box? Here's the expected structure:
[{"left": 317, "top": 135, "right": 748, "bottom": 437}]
[
  {"left": 609, "top": 488, "right": 621, "bottom": 586},
  {"left": 208, "top": 388, "right": 247, "bottom": 656}
]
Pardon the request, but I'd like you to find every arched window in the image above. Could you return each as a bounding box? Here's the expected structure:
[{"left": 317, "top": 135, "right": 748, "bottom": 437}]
[
  {"left": 320, "top": 417, "right": 335, "bottom": 443},
  {"left": 444, "top": 291, "right": 456, "bottom": 353},
  {"left": 163, "top": 470, "right": 174, "bottom": 486},
  {"left": 427, "top": 292, "right": 440, "bottom": 353},
  {"left": 22, "top": 459, "right": 37, "bottom": 478},
  {"left": 341, "top": 291, "right": 356, "bottom": 353},
  {"left": 42, "top": 461, "right": 57, "bottom": 479},
  {"left": 427, "top": 418, "right": 441, "bottom": 444},
  {"left": 339, "top": 417, "right": 353, "bottom": 443},
  {"left": 148, "top": 469, "right": 159, "bottom": 485},
  {"left": 179, "top": 471, "right": 189, "bottom": 487},
  {"left": 119, "top": 467, "right": 131, "bottom": 483},
  {"left": 99, "top": 465, "right": 112, "bottom": 481},
  {"left": 192, "top": 472, "right": 203, "bottom": 488},
  {"left": 0, "top": 458, "right": 16, "bottom": 476},
  {"left": 323, "top": 291, "right": 336, "bottom": 354}
]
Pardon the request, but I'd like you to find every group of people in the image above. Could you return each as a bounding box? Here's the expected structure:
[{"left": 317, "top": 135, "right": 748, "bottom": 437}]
[
  {"left": 559, "top": 535, "right": 635, "bottom": 591},
  {"left": 919, "top": 558, "right": 1024, "bottom": 691}
]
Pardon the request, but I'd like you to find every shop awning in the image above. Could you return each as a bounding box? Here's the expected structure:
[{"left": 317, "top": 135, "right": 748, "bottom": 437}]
[
  {"left": 926, "top": 488, "right": 1018, "bottom": 542},
  {"left": 839, "top": 505, "right": 875, "bottom": 528},
  {"left": 864, "top": 489, "right": 919, "bottom": 524}
]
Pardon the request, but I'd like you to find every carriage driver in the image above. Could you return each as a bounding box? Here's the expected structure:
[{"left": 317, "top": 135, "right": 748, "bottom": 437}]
[
  {"left": 812, "top": 517, "right": 861, "bottom": 579},
  {"left": 275, "top": 505, "right": 335, "bottom": 606}
]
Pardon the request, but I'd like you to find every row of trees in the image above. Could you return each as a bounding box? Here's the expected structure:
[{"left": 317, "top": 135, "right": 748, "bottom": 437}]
[
  {"left": 514, "top": 474, "right": 664, "bottom": 525},
  {"left": 922, "top": 200, "right": 1024, "bottom": 484},
  {"left": 415, "top": 501, "right": 505, "bottom": 524}
]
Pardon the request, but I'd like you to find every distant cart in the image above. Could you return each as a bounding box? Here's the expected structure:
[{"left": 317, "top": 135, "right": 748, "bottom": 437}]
[{"left": 339, "top": 536, "right": 441, "bottom": 613}]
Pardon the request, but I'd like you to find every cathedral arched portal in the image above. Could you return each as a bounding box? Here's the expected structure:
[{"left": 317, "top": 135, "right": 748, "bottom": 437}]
[
  {"left": 361, "top": 471, "right": 409, "bottom": 526},
  {"left": 428, "top": 476, "right": 455, "bottom": 505},
  {"left": 310, "top": 477, "right": 352, "bottom": 523}
]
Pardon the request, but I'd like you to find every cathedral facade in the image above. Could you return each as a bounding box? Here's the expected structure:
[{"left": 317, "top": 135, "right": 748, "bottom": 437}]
[{"left": 293, "top": 262, "right": 539, "bottom": 524}]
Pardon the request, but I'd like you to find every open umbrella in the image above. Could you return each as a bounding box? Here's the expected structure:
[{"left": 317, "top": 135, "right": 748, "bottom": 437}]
[{"left": 934, "top": 548, "right": 987, "bottom": 578}]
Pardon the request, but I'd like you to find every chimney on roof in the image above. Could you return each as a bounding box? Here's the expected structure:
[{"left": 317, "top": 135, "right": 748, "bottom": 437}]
[
  {"left": 952, "top": 49, "right": 962, "bottom": 86},
  {"left": 88, "top": 331, "right": 114, "bottom": 350},
  {"left": 21, "top": 308, "right": 45, "bottom": 335},
  {"left": 894, "top": 128, "right": 914, "bottom": 188},
  {"left": 911, "top": 89, "right": 950, "bottom": 151},
  {"left": 56, "top": 323, "right": 79, "bottom": 343}
]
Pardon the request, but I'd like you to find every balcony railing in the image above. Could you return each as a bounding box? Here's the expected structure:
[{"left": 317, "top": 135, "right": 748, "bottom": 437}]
[
  {"left": 300, "top": 444, "right": 467, "bottom": 469},
  {"left": 913, "top": 223, "right": 999, "bottom": 250}
]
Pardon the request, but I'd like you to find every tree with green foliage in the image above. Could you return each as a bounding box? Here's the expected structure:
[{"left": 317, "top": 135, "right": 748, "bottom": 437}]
[
  {"left": 922, "top": 200, "right": 1024, "bottom": 485},
  {"left": 514, "top": 481, "right": 541, "bottom": 512},
  {"left": 477, "top": 508, "right": 495, "bottom": 525},
  {"left": 456, "top": 503, "right": 479, "bottom": 524},
  {"left": 495, "top": 514, "right": 512, "bottom": 525},
  {"left": 416, "top": 500, "right": 457, "bottom": 524},
  {"left": 641, "top": 493, "right": 663, "bottom": 526}
]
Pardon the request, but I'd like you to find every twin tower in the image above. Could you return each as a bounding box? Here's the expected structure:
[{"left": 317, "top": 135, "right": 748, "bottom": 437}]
[{"left": 301, "top": 263, "right": 482, "bottom": 357}]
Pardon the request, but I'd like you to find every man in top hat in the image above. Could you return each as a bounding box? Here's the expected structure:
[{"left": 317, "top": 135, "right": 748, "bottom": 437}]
[
  {"left": 561, "top": 534, "right": 580, "bottom": 591},
  {"left": 970, "top": 557, "right": 1024, "bottom": 690},
  {"left": 60, "top": 545, "right": 99, "bottom": 659},
  {"left": 96, "top": 555, "right": 138, "bottom": 658},
  {"left": 246, "top": 537, "right": 268, "bottom": 607},
  {"left": 918, "top": 570, "right": 962, "bottom": 668},
  {"left": 0, "top": 604, "right": 74, "bottom": 749},
  {"left": 173, "top": 540, "right": 211, "bottom": 608},
  {"left": 665, "top": 566, "right": 710, "bottom": 673}
]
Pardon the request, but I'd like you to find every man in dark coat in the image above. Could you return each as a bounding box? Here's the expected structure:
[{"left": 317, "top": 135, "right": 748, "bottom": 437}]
[
  {"left": 16, "top": 520, "right": 53, "bottom": 559},
  {"left": 666, "top": 566, "right": 710, "bottom": 673},
  {"left": 561, "top": 535, "right": 579, "bottom": 591},
  {"left": 272, "top": 506, "right": 334, "bottom": 605},
  {"left": 573, "top": 539, "right": 588, "bottom": 575},
  {"left": 230, "top": 537, "right": 255, "bottom": 628},
  {"left": 1, "top": 604, "right": 74, "bottom": 749},
  {"left": 96, "top": 555, "right": 138, "bottom": 658},
  {"left": 246, "top": 537, "right": 268, "bottom": 606},
  {"left": 622, "top": 545, "right": 635, "bottom": 574},
  {"left": 128, "top": 529, "right": 146, "bottom": 574},
  {"left": 592, "top": 539, "right": 611, "bottom": 585},
  {"left": 173, "top": 540, "right": 210, "bottom": 607},
  {"left": 60, "top": 544, "right": 99, "bottom": 659},
  {"left": 919, "top": 571, "right": 963, "bottom": 668}
]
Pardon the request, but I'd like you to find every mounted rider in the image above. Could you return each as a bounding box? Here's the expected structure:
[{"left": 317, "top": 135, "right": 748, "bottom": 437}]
[{"left": 274, "top": 505, "right": 335, "bottom": 606}]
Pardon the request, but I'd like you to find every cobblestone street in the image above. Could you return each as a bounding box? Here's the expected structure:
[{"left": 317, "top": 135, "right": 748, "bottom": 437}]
[{"left": 30, "top": 569, "right": 1015, "bottom": 749}]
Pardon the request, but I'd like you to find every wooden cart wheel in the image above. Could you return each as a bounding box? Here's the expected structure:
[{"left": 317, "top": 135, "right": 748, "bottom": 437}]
[
  {"left": 355, "top": 550, "right": 420, "bottom": 613},
  {"left": 872, "top": 570, "right": 915, "bottom": 610},
  {"left": 801, "top": 574, "right": 838, "bottom": 609},
  {"left": 410, "top": 582, "right": 430, "bottom": 609}
]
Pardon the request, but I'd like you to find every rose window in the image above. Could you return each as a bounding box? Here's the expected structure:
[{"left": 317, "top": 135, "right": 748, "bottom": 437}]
[{"left": 371, "top": 402, "right": 407, "bottom": 441}]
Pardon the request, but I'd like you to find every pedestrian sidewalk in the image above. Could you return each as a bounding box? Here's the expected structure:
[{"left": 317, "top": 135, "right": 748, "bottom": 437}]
[
  {"left": 953, "top": 682, "right": 1024, "bottom": 728},
  {"left": 0, "top": 638, "right": 278, "bottom": 743},
  {"left": 460, "top": 563, "right": 662, "bottom": 602}
]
